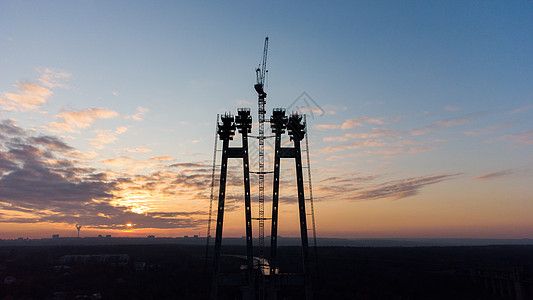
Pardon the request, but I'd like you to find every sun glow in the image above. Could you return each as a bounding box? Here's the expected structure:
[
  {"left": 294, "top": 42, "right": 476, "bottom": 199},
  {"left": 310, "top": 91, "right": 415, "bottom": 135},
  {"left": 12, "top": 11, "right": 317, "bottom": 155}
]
[{"left": 111, "top": 189, "right": 152, "bottom": 214}]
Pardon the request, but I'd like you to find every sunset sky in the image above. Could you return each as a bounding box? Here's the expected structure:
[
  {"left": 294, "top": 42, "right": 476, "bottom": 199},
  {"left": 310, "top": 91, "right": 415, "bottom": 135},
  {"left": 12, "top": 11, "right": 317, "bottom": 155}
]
[{"left": 1, "top": 1, "right": 532, "bottom": 239}]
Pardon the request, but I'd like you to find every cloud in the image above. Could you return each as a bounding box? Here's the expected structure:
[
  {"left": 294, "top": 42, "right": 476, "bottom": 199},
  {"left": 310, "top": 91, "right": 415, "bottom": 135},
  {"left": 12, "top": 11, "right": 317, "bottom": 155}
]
[
  {"left": 309, "top": 172, "right": 461, "bottom": 203},
  {"left": 49, "top": 108, "right": 120, "bottom": 132},
  {"left": 100, "top": 155, "right": 157, "bottom": 171},
  {"left": 345, "top": 128, "right": 399, "bottom": 139},
  {"left": 475, "top": 170, "right": 513, "bottom": 180},
  {"left": 178, "top": 152, "right": 203, "bottom": 156},
  {"left": 318, "top": 140, "right": 389, "bottom": 154},
  {"left": 353, "top": 174, "right": 461, "bottom": 201},
  {"left": 373, "top": 146, "right": 436, "bottom": 157},
  {"left": 315, "top": 124, "right": 341, "bottom": 130},
  {"left": 237, "top": 99, "right": 253, "bottom": 106},
  {"left": 462, "top": 122, "right": 512, "bottom": 137},
  {"left": 90, "top": 126, "right": 128, "bottom": 149},
  {"left": 296, "top": 106, "right": 325, "bottom": 116},
  {"left": 0, "top": 81, "right": 52, "bottom": 111},
  {"left": 0, "top": 119, "right": 209, "bottom": 230},
  {"left": 123, "top": 147, "right": 152, "bottom": 153},
  {"left": 126, "top": 106, "right": 149, "bottom": 121},
  {"left": 444, "top": 106, "right": 460, "bottom": 112},
  {"left": 37, "top": 67, "right": 72, "bottom": 88},
  {"left": 322, "top": 104, "right": 347, "bottom": 115},
  {"left": 341, "top": 117, "right": 384, "bottom": 130},
  {"left": 315, "top": 117, "right": 384, "bottom": 131},
  {"left": 0, "top": 119, "right": 24, "bottom": 136},
  {"left": 0, "top": 121, "right": 115, "bottom": 212},
  {"left": 489, "top": 130, "right": 533, "bottom": 146},
  {"left": 510, "top": 103, "right": 533, "bottom": 114},
  {"left": 169, "top": 162, "right": 206, "bottom": 168},
  {"left": 409, "top": 114, "right": 476, "bottom": 136},
  {"left": 323, "top": 136, "right": 349, "bottom": 142},
  {"left": 28, "top": 135, "right": 74, "bottom": 153},
  {"left": 150, "top": 156, "right": 175, "bottom": 162},
  {"left": 324, "top": 128, "right": 401, "bottom": 142},
  {"left": 0, "top": 69, "right": 70, "bottom": 112}
]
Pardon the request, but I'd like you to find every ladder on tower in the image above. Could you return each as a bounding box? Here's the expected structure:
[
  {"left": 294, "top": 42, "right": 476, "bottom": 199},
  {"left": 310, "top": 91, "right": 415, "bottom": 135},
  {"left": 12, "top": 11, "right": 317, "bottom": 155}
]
[
  {"left": 205, "top": 115, "right": 220, "bottom": 263},
  {"left": 302, "top": 115, "right": 318, "bottom": 267}
]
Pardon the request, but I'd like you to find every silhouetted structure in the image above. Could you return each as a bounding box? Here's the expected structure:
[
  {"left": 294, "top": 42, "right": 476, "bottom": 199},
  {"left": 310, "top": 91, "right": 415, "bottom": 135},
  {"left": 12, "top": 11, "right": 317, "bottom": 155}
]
[
  {"left": 270, "top": 109, "right": 312, "bottom": 300},
  {"left": 209, "top": 37, "right": 315, "bottom": 300},
  {"left": 255, "top": 37, "right": 269, "bottom": 263},
  {"left": 76, "top": 224, "right": 82, "bottom": 238},
  {"left": 211, "top": 110, "right": 255, "bottom": 300}
]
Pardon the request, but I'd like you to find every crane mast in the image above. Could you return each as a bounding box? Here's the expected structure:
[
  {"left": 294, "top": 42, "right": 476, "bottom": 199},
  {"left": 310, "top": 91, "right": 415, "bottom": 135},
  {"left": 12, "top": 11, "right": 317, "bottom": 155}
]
[
  {"left": 255, "top": 36, "right": 268, "bottom": 265},
  {"left": 255, "top": 37, "right": 268, "bottom": 99}
]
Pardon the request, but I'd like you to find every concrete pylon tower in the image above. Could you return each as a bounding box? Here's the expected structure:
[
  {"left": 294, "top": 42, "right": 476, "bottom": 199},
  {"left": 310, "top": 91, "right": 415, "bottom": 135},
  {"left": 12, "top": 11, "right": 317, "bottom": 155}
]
[
  {"left": 211, "top": 109, "right": 254, "bottom": 300},
  {"left": 269, "top": 110, "right": 313, "bottom": 300}
]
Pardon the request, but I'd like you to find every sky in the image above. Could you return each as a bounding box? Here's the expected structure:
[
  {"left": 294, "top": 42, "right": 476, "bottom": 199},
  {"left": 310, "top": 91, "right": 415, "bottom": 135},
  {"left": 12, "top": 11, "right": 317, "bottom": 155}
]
[{"left": 1, "top": 1, "right": 532, "bottom": 239}]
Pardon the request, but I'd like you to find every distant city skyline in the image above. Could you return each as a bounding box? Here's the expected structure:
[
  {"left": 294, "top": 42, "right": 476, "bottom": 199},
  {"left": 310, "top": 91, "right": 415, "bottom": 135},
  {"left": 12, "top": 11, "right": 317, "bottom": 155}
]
[{"left": 1, "top": 1, "right": 532, "bottom": 239}]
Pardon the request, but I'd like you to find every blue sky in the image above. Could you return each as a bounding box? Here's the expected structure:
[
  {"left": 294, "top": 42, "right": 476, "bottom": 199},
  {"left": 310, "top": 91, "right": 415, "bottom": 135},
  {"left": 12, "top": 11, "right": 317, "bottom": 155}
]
[{"left": 1, "top": 1, "right": 532, "bottom": 238}]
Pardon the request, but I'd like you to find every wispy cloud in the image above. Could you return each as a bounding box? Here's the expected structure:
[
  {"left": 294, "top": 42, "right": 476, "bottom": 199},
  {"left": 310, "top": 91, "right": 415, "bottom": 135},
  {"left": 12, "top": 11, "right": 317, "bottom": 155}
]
[
  {"left": 37, "top": 67, "right": 71, "bottom": 88},
  {"left": 341, "top": 117, "right": 384, "bottom": 130},
  {"left": 444, "top": 106, "right": 460, "bottom": 112},
  {"left": 510, "top": 103, "right": 533, "bottom": 114},
  {"left": 237, "top": 99, "right": 252, "bottom": 106},
  {"left": 169, "top": 162, "right": 206, "bottom": 168},
  {"left": 150, "top": 156, "right": 175, "bottom": 162},
  {"left": 295, "top": 106, "right": 324, "bottom": 116},
  {"left": 123, "top": 147, "right": 152, "bottom": 153},
  {"left": 318, "top": 140, "right": 389, "bottom": 154},
  {"left": 322, "top": 104, "right": 347, "bottom": 115},
  {"left": 0, "top": 81, "right": 52, "bottom": 111},
  {"left": 126, "top": 106, "right": 149, "bottom": 121},
  {"left": 315, "top": 124, "right": 341, "bottom": 130},
  {"left": 489, "top": 130, "right": 533, "bottom": 146},
  {"left": 100, "top": 155, "right": 157, "bottom": 172},
  {"left": 90, "top": 126, "right": 128, "bottom": 149},
  {"left": 49, "top": 108, "right": 120, "bottom": 133},
  {"left": 462, "top": 121, "right": 512, "bottom": 137},
  {"left": 0, "top": 69, "right": 71, "bottom": 112},
  {"left": 475, "top": 169, "right": 513, "bottom": 180},
  {"left": 0, "top": 119, "right": 24, "bottom": 136},
  {"left": 409, "top": 113, "right": 477, "bottom": 136},
  {"left": 315, "top": 117, "right": 384, "bottom": 131},
  {"left": 324, "top": 128, "right": 400, "bottom": 142},
  {"left": 374, "top": 146, "right": 436, "bottom": 157},
  {"left": 353, "top": 174, "right": 460, "bottom": 201},
  {"left": 474, "top": 166, "right": 532, "bottom": 181}
]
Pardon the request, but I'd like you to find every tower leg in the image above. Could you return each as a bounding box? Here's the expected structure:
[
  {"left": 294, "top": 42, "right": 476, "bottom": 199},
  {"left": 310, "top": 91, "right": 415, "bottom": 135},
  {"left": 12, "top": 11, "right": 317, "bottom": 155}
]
[
  {"left": 211, "top": 139, "right": 230, "bottom": 300},
  {"left": 269, "top": 133, "right": 282, "bottom": 300},
  {"left": 294, "top": 140, "right": 313, "bottom": 300},
  {"left": 242, "top": 131, "right": 255, "bottom": 300}
]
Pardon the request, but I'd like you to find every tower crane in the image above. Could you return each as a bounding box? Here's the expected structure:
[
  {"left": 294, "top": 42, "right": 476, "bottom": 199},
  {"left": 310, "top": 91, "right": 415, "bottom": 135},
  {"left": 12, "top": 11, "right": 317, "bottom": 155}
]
[
  {"left": 255, "top": 37, "right": 269, "bottom": 263},
  {"left": 255, "top": 37, "right": 269, "bottom": 100}
]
